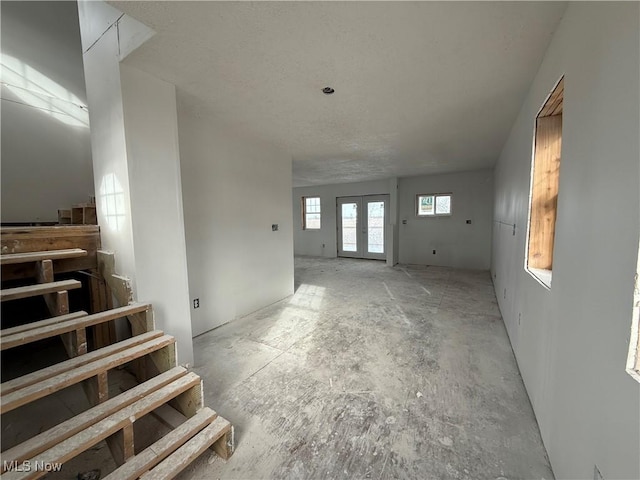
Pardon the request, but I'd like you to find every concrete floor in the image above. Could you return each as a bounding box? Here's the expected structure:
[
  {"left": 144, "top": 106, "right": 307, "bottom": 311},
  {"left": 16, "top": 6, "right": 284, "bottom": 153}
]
[{"left": 179, "top": 257, "right": 554, "bottom": 480}]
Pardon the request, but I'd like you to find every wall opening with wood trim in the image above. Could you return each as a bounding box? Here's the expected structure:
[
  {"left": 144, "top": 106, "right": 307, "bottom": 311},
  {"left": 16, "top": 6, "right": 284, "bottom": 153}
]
[{"left": 526, "top": 76, "right": 563, "bottom": 285}]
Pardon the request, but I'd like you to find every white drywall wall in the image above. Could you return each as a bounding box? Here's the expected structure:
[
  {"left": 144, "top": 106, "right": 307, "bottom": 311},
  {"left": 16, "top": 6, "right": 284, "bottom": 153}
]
[
  {"left": 80, "top": 14, "right": 137, "bottom": 290},
  {"left": 1, "top": 1, "right": 94, "bottom": 222},
  {"left": 492, "top": 3, "right": 639, "bottom": 478},
  {"left": 293, "top": 180, "right": 391, "bottom": 259},
  {"left": 398, "top": 170, "right": 493, "bottom": 270},
  {"left": 178, "top": 109, "right": 294, "bottom": 338},
  {"left": 79, "top": 1, "right": 194, "bottom": 364},
  {"left": 120, "top": 64, "right": 194, "bottom": 367},
  {"left": 389, "top": 178, "right": 400, "bottom": 266}
]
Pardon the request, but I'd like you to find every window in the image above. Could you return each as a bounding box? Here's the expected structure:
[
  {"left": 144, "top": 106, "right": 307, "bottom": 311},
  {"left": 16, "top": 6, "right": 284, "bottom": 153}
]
[
  {"left": 302, "top": 196, "right": 321, "bottom": 229},
  {"left": 416, "top": 193, "right": 452, "bottom": 217},
  {"left": 627, "top": 246, "right": 640, "bottom": 383},
  {"left": 526, "top": 76, "right": 563, "bottom": 287}
]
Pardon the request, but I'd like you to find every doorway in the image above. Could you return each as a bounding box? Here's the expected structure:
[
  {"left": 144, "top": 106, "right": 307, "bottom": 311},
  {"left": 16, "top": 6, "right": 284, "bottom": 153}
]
[{"left": 337, "top": 195, "right": 389, "bottom": 260}]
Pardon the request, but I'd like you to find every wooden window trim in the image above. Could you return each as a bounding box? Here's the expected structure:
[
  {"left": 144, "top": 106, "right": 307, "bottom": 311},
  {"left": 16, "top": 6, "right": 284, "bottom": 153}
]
[
  {"left": 626, "top": 250, "right": 640, "bottom": 383},
  {"left": 526, "top": 76, "right": 564, "bottom": 287}
]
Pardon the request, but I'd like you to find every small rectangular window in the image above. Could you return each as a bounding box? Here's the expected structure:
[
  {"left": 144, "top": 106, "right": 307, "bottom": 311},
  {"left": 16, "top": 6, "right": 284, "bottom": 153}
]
[
  {"left": 302, "top": 196, "right": 321, "bottom": 229},
  {"left": 416, "top": 193, "right": 452, "bottom": 217},
  {"left": 526, "top": 76, "right": 563, "bottom": 287}
]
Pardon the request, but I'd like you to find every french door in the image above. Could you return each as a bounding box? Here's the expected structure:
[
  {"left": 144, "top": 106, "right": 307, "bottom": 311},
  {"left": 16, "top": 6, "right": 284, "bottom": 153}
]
[{"left": 337, "top": 195, "right": 389, "bottom": 260}]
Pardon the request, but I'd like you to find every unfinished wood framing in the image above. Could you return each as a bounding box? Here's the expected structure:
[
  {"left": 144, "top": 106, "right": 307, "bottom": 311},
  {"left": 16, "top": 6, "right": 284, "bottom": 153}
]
[
  {"left": 0, "top": 280, "right": 81, "bottom": 302},
  {"left": 103, "top": 408, "right": 218, "bottom": 480},
  {"left": 0, "top": 303, "right": 151, "bottom": 351},
  {"left": 0, "top": 235, "right": 111, "bottom": 349},
  {"left": 57, "top": 209, "right": 72, "bottom": 225},
  {"left": 71, "top": 204, "right": 97, "bottom": 225},
  {"left": 0, "top": 311, "right": 87, "bottom": 337},
  {"left": 1, "top": 226, "right": 100, "bottom": 281},
  {"left": 139, "top": 416, "right": 232, "bottom": 480},
  {"left": 1, "top": 367, "right": 189, "bottom": 469},
  {"left": 88, "top": 272, "right": 117, "bottom": 348},
  {"left": 1, "top": 331, "right": 162, "bottom": 396},
  {"left": 150, "top": 402, "right": 233, "bottom": 460},
  {"left": 0, "top": 232, "right": 235, "bottom": 476},
  {"left": 0, "top": 333, "right": 175, "bottom": 414},
  {"left": 538, "top": 77, "right": 564, "bottom": 117},
  {"left": 0, "top": 374, "right": 202, "bottom": 480},
  {"left": 97, "top": 251, "right": 133, "bottom": 306},
  {"left": 527, "top": 77, "right": 563, "bottom": 272},
  {"left": 0, "top": 248, "right": 87, "bottom": 265}
]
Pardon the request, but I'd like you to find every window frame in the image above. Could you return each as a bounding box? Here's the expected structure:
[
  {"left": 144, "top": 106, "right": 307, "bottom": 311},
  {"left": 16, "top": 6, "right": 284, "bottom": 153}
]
[
  {"left": 626, "top": 245, "right": 640, "bottom": 384},
  {"left": 302, "top": 196, "right": 321, "bottom": 230},
  {"left": 415, "top": 193, "right": 453, "bottom": 218},
  {"left": 524, "top": 75, "right": 564, "bottom": 289}
]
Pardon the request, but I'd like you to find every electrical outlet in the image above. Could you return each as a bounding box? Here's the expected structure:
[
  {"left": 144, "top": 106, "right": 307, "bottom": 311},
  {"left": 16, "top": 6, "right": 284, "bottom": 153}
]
[
  {"left": 432, "top": 250, "right": 436, "bottom": 255},
  {"left": 466, "top": 219, "right": 472, "bottom": 224},
  {"left": 272, "top": 224, "right": 278, "bottom": 231},
  {"left": 193, "top": 298, "right": 200, "bottom": 309}
]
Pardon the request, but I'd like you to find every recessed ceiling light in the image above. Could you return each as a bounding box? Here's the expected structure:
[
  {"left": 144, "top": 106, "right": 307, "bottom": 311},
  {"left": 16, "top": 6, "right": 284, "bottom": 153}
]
[{"left": 322, "top": 87, "right": 335, "bottom": 95}]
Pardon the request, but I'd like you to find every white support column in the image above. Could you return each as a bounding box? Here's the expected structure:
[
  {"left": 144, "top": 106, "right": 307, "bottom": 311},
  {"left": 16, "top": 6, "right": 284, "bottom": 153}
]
[
  {"left": 387, "top": 177, "right": 400, "bottom": 266},
  {"left": 78, "top": 1, "right": 194, "bottom": 365}
]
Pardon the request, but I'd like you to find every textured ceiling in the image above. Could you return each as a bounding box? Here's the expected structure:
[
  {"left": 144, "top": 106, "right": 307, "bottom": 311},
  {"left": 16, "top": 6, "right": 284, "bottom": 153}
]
[{"left": 111, "top": 1, "right": 566, "bottom": 187}]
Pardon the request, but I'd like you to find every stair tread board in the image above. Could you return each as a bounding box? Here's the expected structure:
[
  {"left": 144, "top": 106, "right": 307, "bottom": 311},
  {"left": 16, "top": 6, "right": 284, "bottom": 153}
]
[
  {"left": 1, "top": 226, "right": 100, "bottom": 238},
  {"left": 102, "top": 407, "right": 218, "bottom": 480},
  {"left": 1, "top": 334, "right": 175, "bottom": 414},
  {"left": 1, "top": 303, "right": 152, "bottom": 351},
  {"left": 1, "top": 330, "right": 164, "bottom": 395},
  {"left": 1, "top": 311, "right": 88, "bottom": 336},
  {"left": 0, "top": 249, "right": 88, "bottom": 265},
  {"left": 0, "top": 280, "right": 82, "bottom": 302},
  {"left": 1, "top": 367, "right": 188, "bottom": 468},
  {"left": 0, "top": 374, "right": 202, "bottom": 480},
  {"left": 139, "top": 416, "right": 232, "bottom": 480}
]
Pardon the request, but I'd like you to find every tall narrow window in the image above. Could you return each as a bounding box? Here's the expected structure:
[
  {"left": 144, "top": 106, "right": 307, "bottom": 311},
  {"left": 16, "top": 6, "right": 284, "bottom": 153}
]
[
  {"left": 526, "top": 76, "right": 563, "bottom": 287},
  {"left": 302, "top": 196, "right": 321, "bottom": 229}
]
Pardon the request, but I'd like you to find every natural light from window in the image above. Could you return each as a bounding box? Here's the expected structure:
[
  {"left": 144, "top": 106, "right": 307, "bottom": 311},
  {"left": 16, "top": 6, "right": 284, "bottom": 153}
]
[
  {"left": 525, "top": 76, "right": 563, "bottom": 289},
  {"left": 255, "top": 284, "right": 325, "bottom": 353},
  {"left": 99, "top": 173, "right": 126, "bottom": 232},
  {"left": 416, "top": 193, "right": 452, "bottom": 217},
  {"left": 303, "top": 197, "right": 321, "bottom": 230},
  {"left": 1, "top": 53, "right": 89, "bottom": 128}
]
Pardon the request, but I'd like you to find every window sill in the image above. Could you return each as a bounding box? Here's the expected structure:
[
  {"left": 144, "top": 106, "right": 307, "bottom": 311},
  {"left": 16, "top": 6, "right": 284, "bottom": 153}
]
[{"left": 527, "top": 267, "right": 552, "bottom": 289}]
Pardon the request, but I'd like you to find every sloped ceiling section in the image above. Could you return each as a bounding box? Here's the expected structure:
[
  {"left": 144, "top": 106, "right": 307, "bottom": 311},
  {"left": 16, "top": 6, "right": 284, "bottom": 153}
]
[{"left": 111, "top": 1, "right": 566, "bottom": 186}]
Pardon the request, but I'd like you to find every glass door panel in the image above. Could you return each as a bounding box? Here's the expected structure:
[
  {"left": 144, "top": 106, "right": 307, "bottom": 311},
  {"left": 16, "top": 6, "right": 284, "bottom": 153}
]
[
  {"left": 367, "top": 201, "right": 385, "bottom": 254},
  {"left": 341, "top": 202, "right": 358, "bottom": 252},
  {"left": 337, "top": 195, "right": 388, "bottom": 260},
  {"left": 337, "top": 197, "right": 362, "bottom": 258}
]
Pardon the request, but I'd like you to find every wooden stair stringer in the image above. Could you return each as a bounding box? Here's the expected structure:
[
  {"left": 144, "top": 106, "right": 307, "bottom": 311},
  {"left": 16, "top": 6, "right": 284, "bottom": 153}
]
[{"left": 0, "top": 237, "right": 235, "bottom": 480}]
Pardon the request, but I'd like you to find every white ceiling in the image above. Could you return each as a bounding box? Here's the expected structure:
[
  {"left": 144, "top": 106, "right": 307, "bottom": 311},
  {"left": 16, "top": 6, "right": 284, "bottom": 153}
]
[{"left": 111, "top": 1, "right": 566, "bottom": 187}]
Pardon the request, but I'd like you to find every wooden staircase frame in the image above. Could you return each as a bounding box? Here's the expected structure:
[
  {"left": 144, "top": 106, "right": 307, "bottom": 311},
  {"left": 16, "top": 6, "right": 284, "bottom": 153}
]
[{"left": 0, "top": 226, "right": 234, "bottom": 479}]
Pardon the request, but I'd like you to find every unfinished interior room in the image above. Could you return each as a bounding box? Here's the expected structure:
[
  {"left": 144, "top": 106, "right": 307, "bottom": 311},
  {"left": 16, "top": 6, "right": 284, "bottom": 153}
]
[{"left": 1, "top": 1, "right": 639, "bottom": 479}]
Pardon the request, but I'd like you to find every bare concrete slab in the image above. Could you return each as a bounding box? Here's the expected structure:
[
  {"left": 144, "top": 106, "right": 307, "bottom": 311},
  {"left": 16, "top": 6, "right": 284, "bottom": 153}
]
[{"left": 182, "top": 257, "right": 554, "bottom": 480}]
